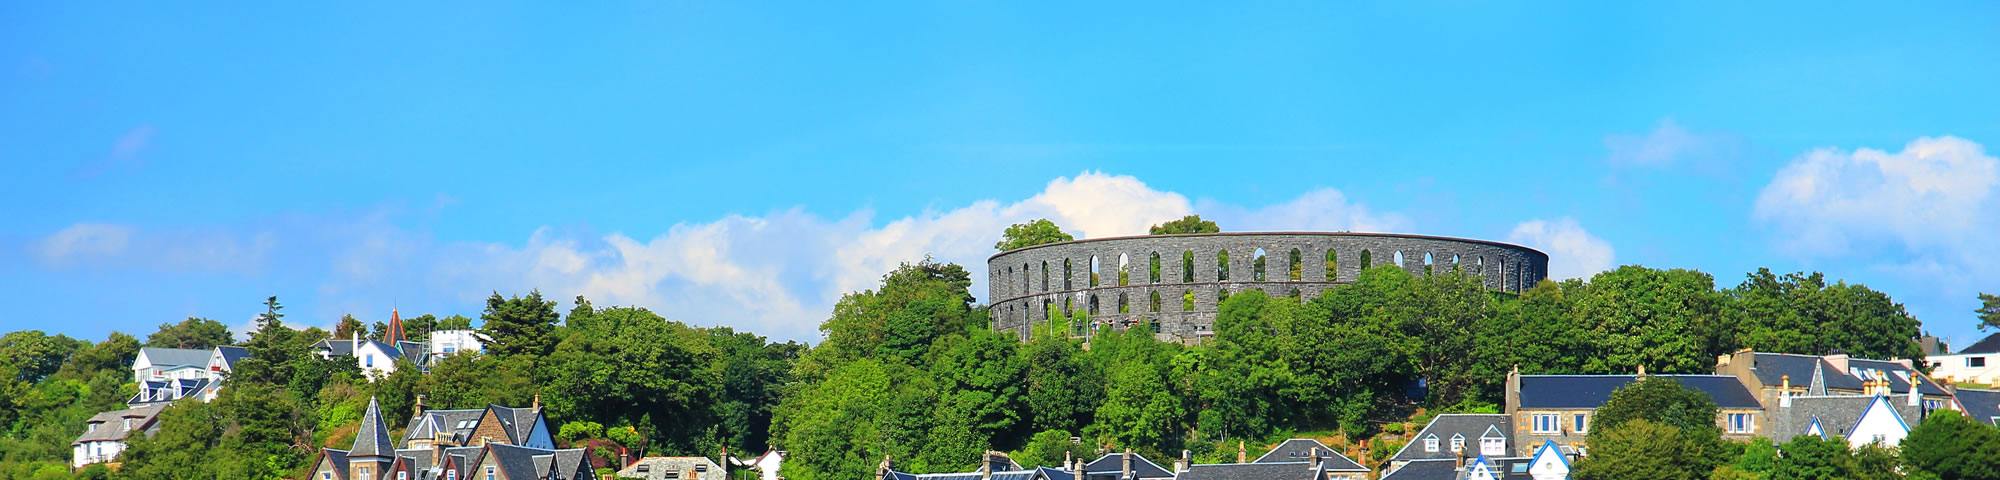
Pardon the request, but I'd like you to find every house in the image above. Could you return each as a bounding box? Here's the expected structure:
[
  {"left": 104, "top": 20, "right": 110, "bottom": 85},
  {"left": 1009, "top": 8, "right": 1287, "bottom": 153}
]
[
  {"left": 429, "top": 329, "right": 490, "bottom": 359},
  {"left": 1715, "top": 350, "right": 1954, "bottom": 413},
  {"left": 1172, "top": 439, "right": 1367, "bottom": 480},
  {"left": 1082, "top": 451, "right": 1173, "bottom": 480},
  {"left": 209, "top": 346, "right": 249, "bottom": 379},
  {"left": 70, "top": 404, "right": 166, "bottom": 469},
  {"left": 1504, "top": 369, "right": 1765, "bottom": 450},
  {"left": 730, "top": 449, "right": 787, "bottom": 480},
  {"left": 312, "top": 310, "right": 431, "bottom": 381},
  {"left": 127, "top": 377, "right": 217, "bottom": 406},
  {"left": 1377, "top": 446, "right": 1567, "bottom": 480},
  {"left": 875, "top": 452, "right": 1067, "bottom": 480},
  {"left": 619, "top": 456, "right": 726, "bottom": 480},
  {"left": 131, "top": 347, "right": 211, "bottom": 383},
  {"left": 1385, "top": 415, "right": 1512, "bottom": 473},
  {"left": 1927, "top": 333, "right": 2000, "bottom": 385},
  {"left": 308, "top": 396, "right": 590, "bottom": 480},
  {"left": 1767, "top": 390, "right": 1921, "bottom": 448},
  {"left": 1952, "top": 388, "right": 2000, "bottom": 426}
]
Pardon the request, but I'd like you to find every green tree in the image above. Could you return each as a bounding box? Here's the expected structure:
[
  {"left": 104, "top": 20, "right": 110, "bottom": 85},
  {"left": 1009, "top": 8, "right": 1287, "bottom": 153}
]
[
  {"left": 478, "top": 290, "right": 561, "bottom": 359},
  {"left": 1980, "top": 293, "right": 2000, "bottom": 331},
  {"left": 1573, "top": 419, "right": 1707, "bottom": 480},
  {"left": 1022, "top": 335, "right": 1099, "bottom": 435},
  {"left": 709, "top": 327, "right": 803, "bottom": 454},
  {"left": 545, "top": 306, "right": 721, "bottom": 454},
  {"left": 1901, "top": 410, "right": 2000, "bottom": 480},
  {"left": 331, "top": 314, "right": 365, "bottom": 340},
  {"left": 1011, "top": 430, "right": 1083, "bottom": 472},
  {"left": 995, "top": 219, "right": 1075, "bottom": 251},
  {"left": 1729, "top": 269, "right": 1924, "bottom": 363},
  {"left": 143, "top": 317, "right": 235, "bottom": 349},
  {"left": 0, "top": 331, "right": 82, "bottom": 384},
  {"left": 1769, "top": 435, "right": 1858, "bottom": 480},
  {"left": 1148, "top": 215, "right": 1220, "bottom": 235},
  {"left": 1588, "top": 377, "right": 1732, "bottom": 476},
  {"left": 1569, "top": 266, "right": 1730, "bottom": 374}
]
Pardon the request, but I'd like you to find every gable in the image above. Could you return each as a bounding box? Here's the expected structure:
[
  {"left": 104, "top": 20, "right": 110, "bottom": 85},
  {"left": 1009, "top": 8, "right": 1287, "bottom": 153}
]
[
  {"left": 1527, "top": 441, "right": 1569, "bottom": 475},
  {"left": 1466, "top": 457, "right": 1498, "bottom": 480},
  {"left": 1848, "top": 396, "right": 1912, "bottom": 448}
]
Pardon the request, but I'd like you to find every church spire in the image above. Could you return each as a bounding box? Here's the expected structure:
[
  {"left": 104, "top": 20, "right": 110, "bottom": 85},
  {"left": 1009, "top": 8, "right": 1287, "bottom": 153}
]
[{"left": 386, "top": 308, "right": 406, "bottom": 344}]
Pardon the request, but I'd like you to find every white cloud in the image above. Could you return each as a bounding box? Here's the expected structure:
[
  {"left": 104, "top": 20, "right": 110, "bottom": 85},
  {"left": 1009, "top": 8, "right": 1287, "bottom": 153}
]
[
  {"left": 1196, "top": 188, "right": 1413, "bottom": 233},
  {"left": 1603, "top": 118, "right": 1740, "bottom": 175},
  {"left": 1507, "top": 218, "right": 1615, "bottom": 280},
  {"left": 37, "top": 223, "right": 133, "bottom": 264},
  {"left": 1753, "top": 136, "right": 1998, "bottom": 257},
  {"left": 34, "top": 223, "right": 272, "bottom": 273}
]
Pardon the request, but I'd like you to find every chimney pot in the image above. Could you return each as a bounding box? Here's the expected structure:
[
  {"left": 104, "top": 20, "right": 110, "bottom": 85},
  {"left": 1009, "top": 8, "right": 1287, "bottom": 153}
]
[{"left": 1237, "top": 441, "right": 1247, "bottom": 464}]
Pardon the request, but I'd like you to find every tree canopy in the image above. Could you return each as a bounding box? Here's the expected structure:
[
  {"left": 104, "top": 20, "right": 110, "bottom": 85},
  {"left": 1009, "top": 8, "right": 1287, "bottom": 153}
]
[
  {"left": 1148, "top": 215, "right": 1220, "bottom": 235},
  {"left": 994, "top": 219, "right": 1075, "bottom": 251},
  {"left": 143, "top": 318, "right": 235, "bottom": 350}
]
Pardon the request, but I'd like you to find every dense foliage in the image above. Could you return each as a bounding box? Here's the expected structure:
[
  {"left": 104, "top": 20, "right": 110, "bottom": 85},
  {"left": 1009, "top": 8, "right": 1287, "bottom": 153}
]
[
  {"left": 1147, "top": 215, "right": 1220, "bottom": 235},
  {"left": 995, "top": 219, "right": 1075, "bottom": 251}
]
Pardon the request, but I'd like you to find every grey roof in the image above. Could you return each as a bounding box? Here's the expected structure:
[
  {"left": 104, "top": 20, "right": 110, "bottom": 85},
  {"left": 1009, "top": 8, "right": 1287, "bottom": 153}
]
[
  {"left": 1846, "top": 359, "right": 1951, "bottom": 396},
  {"left": 886, "top": 467, "right": 1067, "bottom": 480},
  {"left": 395, "top": 447, "right": 437, "bottom": 471},
  {"left": 554, "top": 448, "right": 592, "bottom": 479},
  {"left": 400, "top": 408, "right": 489, "bottom": 448},
  {"left": 1084, "top": 453, "right": 1174, "bottom": 480},
  {"left": 351, "top": 397, "right": 395, "bottom": 458},
  {"left": 1390, "top": 414, "right": 1511, "bottom": 462},
  {"left": 444, "top": 446, "right": 485, "bottom": 477},
  {"left": 1749, "top": 354, "right": 1864, "bottom": 392},
  {"left": 1958, "top": 333, "right": 2000, "bottom": 355},
  {"left": 1516, "top": 375, "right": 1763, "bottom": 409},
  {"left": 313, "top": 339, "right": 357, "bottom": 357},
  {"left": 322, "top": 449, "right": 351, "bottom": 480},
  {"left": 1956, "top": 389, "right": 2000, "bottom": 426},
  {"left": 72, "top": 404, "right": 166, "bottom": 445},
  {"left": 1253, "top": 438, "right": 1330, "bottom": 463},
  {"left": 213, "top": 346, "right": 250, "bottom": 369},
  {"left": 127, "top": 377, "right": 213, "bottom": 406},
  {"left": 1381, "top": 459, "right": 1457, "bottom": 480},
  {"left": 139, "top": 347, "right": 212, "bottom": 368},
  {"left": 1769, "top": 395, "right": 1919, "bottom": 444},
  {"left": 489, "top": 443, "right": 554, "bottom": 479},
  {"left": 1180, "top": 462, "right": 1321, "bottom": 480}
]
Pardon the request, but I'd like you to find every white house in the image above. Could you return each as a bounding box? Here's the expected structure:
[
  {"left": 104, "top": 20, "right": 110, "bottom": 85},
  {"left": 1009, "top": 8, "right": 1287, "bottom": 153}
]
[
  {"left": 71, "top": 404, "right": 165, "bottom": 468},
  {"left": 131, "top": 347, "right": 211, "bottom": 383},
  {"left": 1525, "top": 440, "right": 1571, "bottom": 480},
  {"left": 429, "top": 329, "right": 489, "bottom": 358},
  {"left": 732, "top": 449, "right": 788, "bottom": 480},
  {"left": 1928, "top": 333, "right": 2000, "bottom": 385}
]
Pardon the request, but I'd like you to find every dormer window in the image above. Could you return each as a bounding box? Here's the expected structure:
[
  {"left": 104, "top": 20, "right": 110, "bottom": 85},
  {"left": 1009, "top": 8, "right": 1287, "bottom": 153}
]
[
  {"left": 1480, "top": 437, "right": 1504, "bottom": 456},
  {"left": 1424, "top": 436, "right": 1438, "bottom": 453},
  {"left": 1450, "top": 435, "right": 1464, "bottom": 453}
]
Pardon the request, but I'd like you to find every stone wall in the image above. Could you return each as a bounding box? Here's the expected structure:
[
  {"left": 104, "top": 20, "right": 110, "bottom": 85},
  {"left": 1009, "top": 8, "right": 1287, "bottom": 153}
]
[{"left": 986, "top": 232, "right": 1550, "bottom": 343}]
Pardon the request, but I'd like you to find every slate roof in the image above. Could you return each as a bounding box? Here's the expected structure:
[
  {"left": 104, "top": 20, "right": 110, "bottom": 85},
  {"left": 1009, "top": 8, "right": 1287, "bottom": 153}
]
[
  {"left": 401, "top": 408, "right": 488, "bottom": 447},
  {"left": 1958, "top": 333, "right": 2000, "bottom": 355},
  {"left": 1748, "top": 354, "right": 1863, "bottom": 392},
  {"left": 322, "top": 448, "right": 351, "bottom": 480},
  {"left": 313, "top": 339, "right": 357, "bottom": 357},
  {"left": 1846, "top": 358, "right": 1951, "bottom": 396},
  {"left": 395, "top": 448, "right": 436, "bottom": 472},
  {"left": 127, "top": 377, "right": 214, "bottom": 406},
  {"left": 1380, "top": 459, "right": 1457, "bottom": 480},
  {"left": 1515, "top": 375, "right": 1762, "bottom": 409},
  {"left": 72, "top": 404, "right": 166, "bottom": 445},
  {"left": 1180, "top": 462, "right": 1321, "bottom": 480},
  {"left": 1956, "top": 388, "right": 2000, "bottom": 426},
  {"left": 489, "top": 442, "right": 550, "bottom": 479},
  {"left": 1083, "top": 453, "right": 1173, "bottom": 479},
  {"left": 553, "top": 448, "right": 592, "bottom": 479},
  {"left": 1390, "top": 414, "right": 1511, "bottom": 462},
  {"left": 351, "top": 397, "right": 395, "bottom": 458},
  {"left": 883, "top": 467, "right": 1067, "bottom": 480},
  {"left": 139, "top": 347, "right": 212, "bottom": 368},
  {"left": 213, "top": 346, "right": 250, "bottom": 369},
  {"left": 1769, "top": 395, "right": 1919, "bottom": 443}
]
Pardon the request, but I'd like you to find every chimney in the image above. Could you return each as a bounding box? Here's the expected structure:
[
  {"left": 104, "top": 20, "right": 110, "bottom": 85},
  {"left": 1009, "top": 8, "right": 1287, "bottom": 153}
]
[
  {"left": 1121, "top": 449, "right": 1133, "bottom": 480},
  {"left": 1636, "top": 365, "right": 1646, "bottom": 377},
  {"left": 1717, "top": 354, "right": 1732, "bottom": 368},
  {"left": 1826, "top": 352, "right": 1850, "bottom": 374},
  {"left": 1174, "top": 450, "right": 1189, "bottom": 473},
  {"left": 1237, "top": 441, "right": 1247, "bottom": 464},
  {"left": 1307, "top": 448, "right": 1321, "bottom": 468},
  {"left": 1781, "top": 375, "right": 1791, "bottom": 392},
  {"left": 415, "top": 394, "right": 427, "bottom": 416},
  {"left": 876, "top": 455, "right": 892, "bottom": 480},
  {"left": 1455, "top": 448, "right": 1465, "bottom": 469},
  {"left": 1909, "top": 379, "right": 1922, "bottom": 406},
  {"left": 1073, "top": 456, "right": 1083, "bottom": 480},
  {"left": 979, "top": 452, "right": 993, "bottom": 480}
]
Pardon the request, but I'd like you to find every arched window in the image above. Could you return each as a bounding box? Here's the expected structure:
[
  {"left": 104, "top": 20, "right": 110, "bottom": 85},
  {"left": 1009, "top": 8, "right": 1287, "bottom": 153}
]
[
  {"left": 1182, "top": 251, "right": 1196, "bottom": 283},
  {"left": 1497, "top": 259, "right": 1509, "bottom": 292},
  {"left": 1253, "top": 248, "right": 1268, "bottom": 282},
  {"left": 1288, "top": 248, "right": 1303, "bottom": 281},
  {"left": 1064, "top": 259, "right": 1073, "bottom": 290},
  {"left": 1182, "top": 289, "right": 1195, "bottom": 311},
  {"left": 1423, "top": 252, "right": 1434, "bottom": 276},
  {"left": 1394, "top": 250, "right": 1405, "bottom": 267},
  {"left": 1451, "top": 255, "right": 1461, "bottom": 274},
  {"left": 1217, "top": 250, "right": 1231, "bottom": 281},
  {"left": 1041, "top": 261, "right": 1049, "bottom": 292},
  {"left": 1325, "top": 249, "right": 1339, "bottom": 281},
  {"left": 1150, "top": 291, "right": 1162, "bottom": 312},
  {"left": 1090, "top": 256, "right": 1100, "bottom": 287},
  {"left": 1149, "top": 252, "right": 1162, "bottom": 284},
  {"left": 1476, "top": 256, "right": 1485, "bottom": 276},
  {"left": 1361, "top": 250, "right": 1373, "bottom": 269},
  {"left": 1064, "top": 297, "right": 1074, "bottom": 315},
  {"left": 1118, "top": 293, "right": 1129, "bottom": 314},
  {"left": 1118, "top": 253, "right": 1131, "bottom": 286},
  {"left": 1089, "top": 294, "right": 1099, "bottom": 314},
  {"left": 1023, "top": 263, "right": 1030, "bottom": 293}
]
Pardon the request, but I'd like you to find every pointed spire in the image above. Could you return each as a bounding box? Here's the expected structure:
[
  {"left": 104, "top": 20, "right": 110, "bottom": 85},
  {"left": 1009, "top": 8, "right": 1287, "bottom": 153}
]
[
  {"left": 352, "top": 396, "right": 394, "bottom": 458},
  {"left": 386, "top": 308, "right": 407, "bottom": 344}
]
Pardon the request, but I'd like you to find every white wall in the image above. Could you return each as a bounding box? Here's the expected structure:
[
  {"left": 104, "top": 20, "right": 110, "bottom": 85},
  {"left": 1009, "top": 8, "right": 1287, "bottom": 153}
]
[
  {"left": 1928, "top": 353, "right": 2000, "bottom": 385},
  {"left": 72, "top": 440, "right": 127, "bottom": 468},
  {"left": 429, "top": 330, "right": 486, "bottom": 361},
  {"left": 1849, "top": 398, "right": 1911, "bottom": 448}
]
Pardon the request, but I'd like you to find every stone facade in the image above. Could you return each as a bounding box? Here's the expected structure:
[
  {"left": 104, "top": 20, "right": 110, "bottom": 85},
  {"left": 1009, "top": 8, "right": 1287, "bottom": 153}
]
[{"left": 986, "top": 232, "right": 1550, "bottom": 343}]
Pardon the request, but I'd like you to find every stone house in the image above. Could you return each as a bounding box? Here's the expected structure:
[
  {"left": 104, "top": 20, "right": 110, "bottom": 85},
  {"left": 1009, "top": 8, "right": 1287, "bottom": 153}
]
[
  {"left": 619, "top": 456, "right": 726, "bottom": 480},
  {"left": 309, "top": 396, "right": 590, "bottom": 480},
  {"left": 1503, "top": 369, "right": 1765, "bottom": 452}
]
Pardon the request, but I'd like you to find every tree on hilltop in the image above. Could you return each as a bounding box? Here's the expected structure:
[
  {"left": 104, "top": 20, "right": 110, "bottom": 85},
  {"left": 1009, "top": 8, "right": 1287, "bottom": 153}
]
[
  {"left": 1148, "top": 215, "right": 1219, "bottom": 235},
  {"left": 1979, "top": 293, "right": 2000, "bottom": 331},
  {"left": 995, "top": 219, "right": 1075, "bottom": 251}
]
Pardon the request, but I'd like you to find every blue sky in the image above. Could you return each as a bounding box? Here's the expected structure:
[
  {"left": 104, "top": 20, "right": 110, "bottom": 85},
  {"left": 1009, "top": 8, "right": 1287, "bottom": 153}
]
[{"left": 4, "top": 2, "right": 1999, "bottom": 347}]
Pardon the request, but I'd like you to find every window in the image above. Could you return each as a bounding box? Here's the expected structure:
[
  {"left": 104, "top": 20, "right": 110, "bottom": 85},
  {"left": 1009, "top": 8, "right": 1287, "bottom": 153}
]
[
  {"left": 361, "top": 467, "right": 371, "bottom": 476},
  {"left": 448, "top": 470, "right": 457, "bottom": 480},
  {"left": 366, "top": 355, "right": 375, "bottom": 368},
  {"left": 487, "top": 466, "right": 496, "bottom": 480},
  {"left": 1926, "top": 399, "right": 1945, "bottom": 410},
  {"left": 1727, "top": 413, "right": 1755, "bottom": 434},
  {"left": 1424, "top": 436, "right": 1438, "bottom": 453},
  {"left": 1972, "top": 357, "right": 1988, "bottom": 368},
  {"left": 1449, "top": 435, "right": 1464, "bottom": 453},
  {"left": 1532, "top": 414, "right": 1559, "bottom": 433},
  {"left": 1480, "top": 437, "right": 1504, "bottom": 456},
  {"left": 399, "top": 472, "right": 409, "bottom": 480},
  {"left": 666, "top": 472, "right": 681, "bottom": 480},
  {"left": 1574, "top": 414, "right": 1589, "bottom": 433},
  {"left": 323, "top": 474, "right": 332, "bottom": 480}
]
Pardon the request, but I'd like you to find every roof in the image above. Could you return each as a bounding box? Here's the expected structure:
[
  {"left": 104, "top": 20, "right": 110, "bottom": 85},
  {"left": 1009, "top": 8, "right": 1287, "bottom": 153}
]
[
  {"left": 313, "top": 339, "right": 356, "bottom": 357},
  {"left": 127, "top": 377, "right": 213, "bottom": 406},
  {"left": 1380, "top": 459, "right": 1457, "bottom": 480},
  {"left": 884, "top": 467, "right": 1067, "bottom": 480},
  {"left": 1180, "top": 462, "right": 1321, "bottom": 480},
  {"left": 488, "top": 404, "right": 543, "bottom": 443},
  {"left": 396, "top": 448, "right": 437, "bottom": 471},
  {"left": 1390, "top": 414, "right": 1511, "bottom": 462},
  {"left": 489, "top": 442, "right": 550, "bottom": 479},
  {"left": 213, "top": 346, "right": 250, "bottom": 369},
  {"left": 1846, "top": 358, "right": 1951, "bottom": 396},
  {"left": 1253, "top": 439, "right": 1330, "bottom": 463},
  {"left": 1957, "top": 389, "right": 2000, "bottom": 426},
  {"left": 1083, "top": 453, "right": 1173, "bottom": 479},
  {"left": 402, "top": 408, "right": 488, "bottom": 447},
  {"left": 322, "top": 448, "right": 351, "bottom": 480},
  {"left": 1958, "top": 333, "right": 2000, "bottom": 355},
  {"left": 72, "top": 404, "right": 167, "bottom": 445},
  {"left": 553, "top": 448, "right": 592, "bottom": 478},
  {"left": 1769, "top": 395, "right": 1919, "bottom": 443},
  {"left": 1749, "top": 354, "right": 1863, "bottom": 392},
  {"left": 1515, "top": 375, "right": 1763, "bottom": 410},
  {"left": 138, "top": 347, "right": 211, "bottom": 368},
  {"left": 350, "top": 397, "right": 395, "bottom": 458}
]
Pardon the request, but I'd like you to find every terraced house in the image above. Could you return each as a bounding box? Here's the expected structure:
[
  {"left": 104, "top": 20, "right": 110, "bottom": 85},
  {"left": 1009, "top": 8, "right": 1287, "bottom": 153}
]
[{"left": 309, "top": 396, "right": 593, "bottom": 480}]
